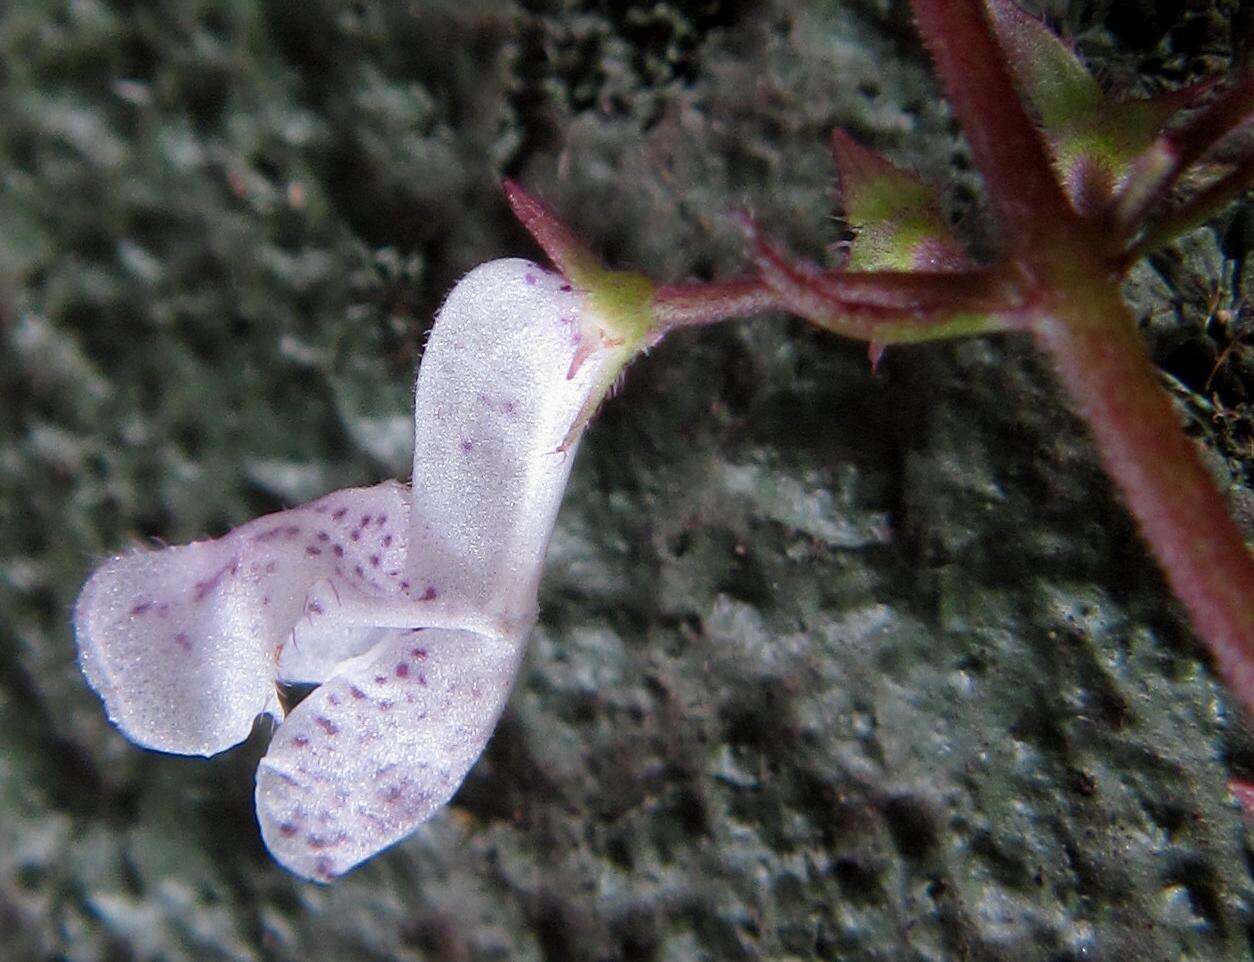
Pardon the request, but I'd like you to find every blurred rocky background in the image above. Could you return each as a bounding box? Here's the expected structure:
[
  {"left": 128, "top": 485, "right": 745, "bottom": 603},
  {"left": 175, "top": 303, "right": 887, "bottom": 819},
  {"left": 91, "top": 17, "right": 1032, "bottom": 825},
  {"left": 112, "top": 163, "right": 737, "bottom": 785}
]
[{"left": 2, "top": 0, "right": 1252, "bottom": 959}]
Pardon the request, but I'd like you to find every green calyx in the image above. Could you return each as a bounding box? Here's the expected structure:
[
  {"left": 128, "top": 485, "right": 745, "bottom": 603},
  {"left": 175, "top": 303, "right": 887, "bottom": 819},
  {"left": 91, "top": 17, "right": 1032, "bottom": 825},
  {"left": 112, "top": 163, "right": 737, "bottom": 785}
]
[
  {"left": 556, "top": 265, "right": 655, "bottom": 452},
  {"left": 583, "top": 267, "right": 655, "bottom": 350}
]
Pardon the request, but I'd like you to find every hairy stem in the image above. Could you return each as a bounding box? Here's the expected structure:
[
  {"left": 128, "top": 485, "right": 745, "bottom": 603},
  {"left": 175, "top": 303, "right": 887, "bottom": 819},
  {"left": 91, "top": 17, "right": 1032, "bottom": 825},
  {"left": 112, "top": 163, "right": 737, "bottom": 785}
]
[
  {"left": 1032, "top": 285, "right": 1254, "bottom": 709},
  {"left": 650, "top": 278, "right": 786, "bottom": 336},
  {"left": 752, "top": 232, "right": 1016, "bottom": 342},
  {"left": 910, "top": 0, "right": 1079, "bottom": 255},
  {"left": 799, "top": 267, "right": 1020, "bottom": 312}
]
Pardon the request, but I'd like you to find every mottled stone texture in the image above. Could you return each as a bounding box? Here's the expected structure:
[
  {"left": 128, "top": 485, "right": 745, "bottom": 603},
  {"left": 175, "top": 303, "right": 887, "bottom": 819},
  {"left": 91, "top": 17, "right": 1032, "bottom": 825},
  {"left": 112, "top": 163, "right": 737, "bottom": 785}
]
[{"left": 1, "top": 0, "right": 1252, "bottom": 959}]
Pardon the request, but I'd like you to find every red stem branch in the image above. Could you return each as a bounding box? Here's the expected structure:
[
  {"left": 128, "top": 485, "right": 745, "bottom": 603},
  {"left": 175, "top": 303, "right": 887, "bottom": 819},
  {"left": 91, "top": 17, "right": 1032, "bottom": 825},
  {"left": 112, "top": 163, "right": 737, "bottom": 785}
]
[
  {"left": 801, "top": 266, "right": 1019, "bottom": 312},
  {"left": 752, "top": 228, "right": 1016, "bottom": 342},
  {"left": 910, "top": 0, "right": 1080, "bottom": 255},
  {"left": 1032, "top": 288, "right": 1254, "bottom": 710},
  {"left": 650, "top": 277, "right": 786, "bottom": 335}
]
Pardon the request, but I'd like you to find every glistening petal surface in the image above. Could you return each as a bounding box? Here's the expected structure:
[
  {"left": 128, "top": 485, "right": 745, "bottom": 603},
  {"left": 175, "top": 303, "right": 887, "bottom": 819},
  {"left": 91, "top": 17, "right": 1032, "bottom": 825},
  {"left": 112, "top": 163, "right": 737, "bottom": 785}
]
[
  {"left": 255, "top": 626, "right": 523, "bottom": 881},
  {"left": 407, "top": 258, "right": 624, "bottom": 624},
  {"left": 74, "top": 481, "right": 411, "bottom": 755}
]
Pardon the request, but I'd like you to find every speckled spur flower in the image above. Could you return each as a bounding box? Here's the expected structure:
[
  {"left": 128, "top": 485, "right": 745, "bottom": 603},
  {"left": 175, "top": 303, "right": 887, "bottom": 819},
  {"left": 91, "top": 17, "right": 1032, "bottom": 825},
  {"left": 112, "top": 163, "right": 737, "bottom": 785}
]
[{"left": 73, "top": 185, "right": 676, "bottom": 881}]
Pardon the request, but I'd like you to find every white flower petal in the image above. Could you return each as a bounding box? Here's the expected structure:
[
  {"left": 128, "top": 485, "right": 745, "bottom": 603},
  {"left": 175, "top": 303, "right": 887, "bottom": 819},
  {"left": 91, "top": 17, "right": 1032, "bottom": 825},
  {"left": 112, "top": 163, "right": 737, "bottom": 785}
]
[
  {"left": 407, "top": 259, "right": 622, "bottom": 625},
  {"left": 74, "top": 481, "right": 411, "bottom": 755},
  {"left": 255, "top": 625, "right": 522, "bottom": 881},
  {"left": 75, "top": 255, "right": 641, "bottom": 878}
]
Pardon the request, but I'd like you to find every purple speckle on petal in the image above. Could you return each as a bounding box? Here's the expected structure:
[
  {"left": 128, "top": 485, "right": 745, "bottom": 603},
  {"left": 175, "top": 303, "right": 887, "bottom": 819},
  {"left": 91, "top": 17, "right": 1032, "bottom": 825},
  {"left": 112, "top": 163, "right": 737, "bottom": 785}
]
[
  {"left": 192, "top": 560, "right": 236, "bottom": 603},
  {"left": 308, "top": 831, "right": 347, "bottom": 851},
  {"left": 395, "top": 663, "right": 409, "bottom": 678},
  {"left": 314, "top": 716, "right": 339, "bottom": 736},
  {"left": 130, "top": 601, "right": 152, "bottom": 616}
]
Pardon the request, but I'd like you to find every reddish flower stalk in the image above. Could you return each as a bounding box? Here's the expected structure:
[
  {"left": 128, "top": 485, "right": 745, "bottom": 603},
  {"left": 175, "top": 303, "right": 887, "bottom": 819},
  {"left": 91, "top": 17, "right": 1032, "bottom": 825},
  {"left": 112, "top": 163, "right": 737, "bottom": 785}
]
[
  {"left": 507, "top": 0, "right": 1254, "bottom": 716},
  {"left": 743, "top": 0, "right": 1254, "bottom": 712},
  {"left": 1031, "top": 288, "right": 1254, "bottom": 701},
  {"left": 650, "top": 277, "right": 786, "bottom": 335},
  {"left": 744, "top": 220, "right": 1019, "bottom": 343},
  {"left": 911, "top": 0, "right": 1082, "bottom": 257}
]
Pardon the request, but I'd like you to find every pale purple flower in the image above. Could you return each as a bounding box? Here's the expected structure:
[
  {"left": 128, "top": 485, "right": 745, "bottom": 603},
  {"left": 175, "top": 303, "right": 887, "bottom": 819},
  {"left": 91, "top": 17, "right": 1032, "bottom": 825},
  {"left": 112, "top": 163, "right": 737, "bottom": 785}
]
[{"left": 74, "top": 258, "right": 642, "bottom": 881}]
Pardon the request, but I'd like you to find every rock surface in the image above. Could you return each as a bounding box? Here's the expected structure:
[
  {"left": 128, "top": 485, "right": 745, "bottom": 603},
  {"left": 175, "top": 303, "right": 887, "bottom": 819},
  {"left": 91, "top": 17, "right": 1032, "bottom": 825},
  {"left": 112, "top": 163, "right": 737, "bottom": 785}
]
[{"left": 1, "top": 1, "right": 1251, "bottom": 959}]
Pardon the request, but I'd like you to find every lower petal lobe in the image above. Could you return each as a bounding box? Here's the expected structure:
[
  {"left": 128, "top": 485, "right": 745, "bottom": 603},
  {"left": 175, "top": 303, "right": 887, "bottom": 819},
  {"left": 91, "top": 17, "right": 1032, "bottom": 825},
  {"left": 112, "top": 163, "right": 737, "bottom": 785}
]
[{"left": 255, "top": 625, "right": 523, "bottom": 881}]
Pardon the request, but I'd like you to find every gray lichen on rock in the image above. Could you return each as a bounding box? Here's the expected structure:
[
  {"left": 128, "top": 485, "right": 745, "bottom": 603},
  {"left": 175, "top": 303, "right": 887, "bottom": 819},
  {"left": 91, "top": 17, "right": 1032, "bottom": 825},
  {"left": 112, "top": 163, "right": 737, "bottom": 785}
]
[{"left": 1, "top": 0, "right": 1251, "bottom": 959}]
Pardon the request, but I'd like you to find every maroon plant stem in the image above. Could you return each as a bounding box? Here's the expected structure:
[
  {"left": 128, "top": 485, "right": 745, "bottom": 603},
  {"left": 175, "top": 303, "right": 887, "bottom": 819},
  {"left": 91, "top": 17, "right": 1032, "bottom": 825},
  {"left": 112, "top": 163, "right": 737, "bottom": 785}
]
[
  {"left": 802, "top": 267, "right": 1018, "bottom": 312},
  {"left": 1032, "top": 286, "right": 1254, "bottom": 709},
  {"left": 910, "top": 0, "right": 1080, "bottom": 255},
  {"left": 650, "top": 278, "right": 786, "bottom": 334},
  {"left": 751, "top": 231, "right": 1016, "bottom": 342},
  {"left": 735, "top": 218, "right": 1017, "bottom": 311}
]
